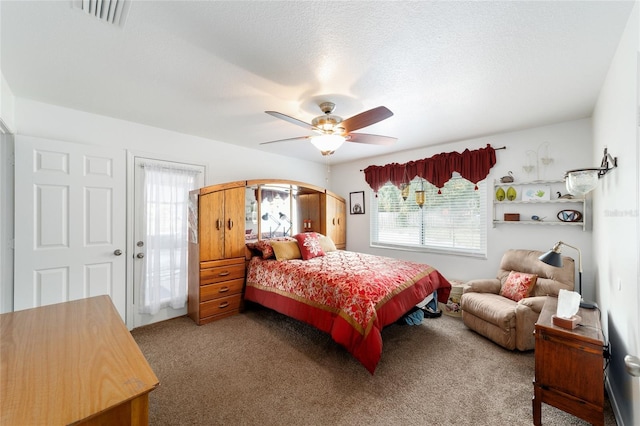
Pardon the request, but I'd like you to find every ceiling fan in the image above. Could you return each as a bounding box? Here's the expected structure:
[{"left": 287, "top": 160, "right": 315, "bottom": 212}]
[{"left": 261, "top": 102, "right": 397, "bottom": 156}]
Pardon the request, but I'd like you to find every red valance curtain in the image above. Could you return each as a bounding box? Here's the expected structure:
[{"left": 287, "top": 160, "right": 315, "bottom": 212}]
[{"left": 363, "top": 144, "right": 497, "bottom": 194}]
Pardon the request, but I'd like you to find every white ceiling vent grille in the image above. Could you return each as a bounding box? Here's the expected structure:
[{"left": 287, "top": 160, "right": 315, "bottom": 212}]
[{"left": 71, "top": 0, "right": 131, "bottom": 28}]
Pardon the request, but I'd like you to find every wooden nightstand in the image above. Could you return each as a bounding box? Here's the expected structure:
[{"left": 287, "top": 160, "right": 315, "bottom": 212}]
[{"left": 533, "top": 296, "right": 605, "bottom": 426}]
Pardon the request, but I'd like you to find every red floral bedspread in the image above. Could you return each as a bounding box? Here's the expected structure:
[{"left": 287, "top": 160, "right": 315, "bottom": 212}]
[{"left": 245, "top": 250, "right": 451, "bottom": 373}]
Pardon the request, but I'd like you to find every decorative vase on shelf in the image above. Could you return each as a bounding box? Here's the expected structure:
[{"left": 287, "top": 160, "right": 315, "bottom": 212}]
[
  {"left": 506, "top": 186, "right": 517, "bottom": 201},
  {"left": 495, "top": 187, "right": 505, "bottom": 201}
]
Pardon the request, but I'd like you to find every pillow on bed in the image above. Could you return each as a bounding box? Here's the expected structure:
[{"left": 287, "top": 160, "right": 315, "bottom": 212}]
[
  {"left": 318, "top": 234, "right": 337, "bottom": 253},
  {"left": 294, "top": 232, "right": 325, "bottom": 260},
  {"left": 245, "top": 241, "right": 261, "bottom": 257},
  {"left": 500, "top": 271, "right": 538, "bottom": 302},
  {"left": 271, "top": 240, "right": 302, "bottom": 261},
  {"left": 251, "top": 237, "right": 295, "bottom": 259}
]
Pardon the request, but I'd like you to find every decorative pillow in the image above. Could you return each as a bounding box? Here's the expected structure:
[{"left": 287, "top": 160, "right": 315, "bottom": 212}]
[
  {"left": 252, "top": 237, "right": 295, "bottom": 259},
  {"left": 318, "top": 234, "right": 337, "bottom": 253},
  {"left": 253, "top": 240, "right": 275, "bottom": 259},
  {"left": 294, "top": 232, "right": 325, "bottom": 260},
  {"left": 271, "top": 240, "right": 302, "bottom": 261},
  {"left": 245, "top": 242, "right": 260, "bottom": 257},
  {"left": 500, "top": 271, "right": 538, "bottom": 302}
]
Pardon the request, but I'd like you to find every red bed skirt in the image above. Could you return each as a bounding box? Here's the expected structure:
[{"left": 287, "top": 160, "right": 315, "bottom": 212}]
[{"left": 245, "top": 269, "right": 451, "bottom": 374}]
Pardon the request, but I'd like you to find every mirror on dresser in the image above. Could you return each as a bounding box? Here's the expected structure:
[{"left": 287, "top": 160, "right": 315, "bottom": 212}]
[{"left": 244, "top": 180, "right": 328, "bottom": 242}]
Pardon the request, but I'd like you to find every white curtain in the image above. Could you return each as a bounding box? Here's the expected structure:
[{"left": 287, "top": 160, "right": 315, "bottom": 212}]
[{"left": 140, "top": 164, "right": 199, "bottom": 315}]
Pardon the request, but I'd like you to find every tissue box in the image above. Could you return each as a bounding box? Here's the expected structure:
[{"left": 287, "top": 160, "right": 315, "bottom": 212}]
[
  {"left": 552, "top": 315, "right": 581, "bottom": 330},
  {"left": 504, "top": 213, "right": 520, "bottom": 221}
]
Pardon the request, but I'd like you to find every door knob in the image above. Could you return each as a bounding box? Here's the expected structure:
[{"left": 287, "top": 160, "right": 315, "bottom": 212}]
[
  {"left": 113, "top": 249, "right": 123, "bottom": 256},
  {"left": 625, "top": 355, "right": 640, "bottom": 377},
  {"left": 136, "top": 253, "right": 144, "bottom": 259}
]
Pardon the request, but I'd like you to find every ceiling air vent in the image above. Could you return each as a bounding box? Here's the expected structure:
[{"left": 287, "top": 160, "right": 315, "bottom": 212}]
[{"left": 71, "top": 0, "right": 131, "bottom": 28}]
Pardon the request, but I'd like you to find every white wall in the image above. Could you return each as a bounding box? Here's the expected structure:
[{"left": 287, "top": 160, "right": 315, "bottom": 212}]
[
  {"left": 14, "top": 98, "right": 330, "bottom": 188},
  {"left": 0, "top": 67, "right": 16, "bottom": 313},
  {"left": 331, "top": 118, "right": 594, "bottom": 293},
  {"left": 0, "top": 132, "right": 14, "bottom": 314},
  {"left": 0, "top": 72, "right": 15, "bottom": 133},
  {"left": 592, "top": 2, "right": 639, "bottom": 425}
]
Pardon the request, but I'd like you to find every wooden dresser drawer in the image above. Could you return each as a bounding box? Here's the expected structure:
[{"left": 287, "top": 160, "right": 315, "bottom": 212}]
[
  {"left": 199, "top": 294, "right": 242, "bottom": 319},
  {"left": 200, "top": 278, "right": 244, "bottom": 302},
  {"left": 200, "top": 263, "right": 245, "bottom": 285},
  {"left": 200, "top": 257, "right": 245, "bottom": 269},
  {"left": 190, "top": 256, "right": 246, "bottom": 324}
]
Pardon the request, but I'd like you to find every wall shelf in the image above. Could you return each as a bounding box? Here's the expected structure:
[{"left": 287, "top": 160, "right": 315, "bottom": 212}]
[
  {"left": 493, "top": 179, "right": 587, "bottom": 231},
  {"left": 492, "top": 220, "right": 584, "bottom": 226},
  {"left": 497, "top": 199, "right": 584, "bottom": 205}
]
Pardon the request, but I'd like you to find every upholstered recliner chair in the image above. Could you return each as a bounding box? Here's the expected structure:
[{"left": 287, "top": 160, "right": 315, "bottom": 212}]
[{"left": 460, "top": 249, "right": 575, "bottom": 351}]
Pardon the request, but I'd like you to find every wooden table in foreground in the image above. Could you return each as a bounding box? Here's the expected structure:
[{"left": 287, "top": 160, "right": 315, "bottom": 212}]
[
  {"left": 533, "top": 296, "right": 605, "bottom": 426},
  {"left": 1, "top": 295, "right": 159, "bottom": 425}
]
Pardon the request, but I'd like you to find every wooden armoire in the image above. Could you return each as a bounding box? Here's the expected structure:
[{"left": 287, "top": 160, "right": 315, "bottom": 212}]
[{"left": 188, "top": 179, "right": 346, "bottom": 325}]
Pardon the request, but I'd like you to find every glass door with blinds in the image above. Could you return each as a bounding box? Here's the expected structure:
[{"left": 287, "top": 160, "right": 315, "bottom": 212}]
[{"left": 131, "top": 157, "right": 205, "bottom": 328}]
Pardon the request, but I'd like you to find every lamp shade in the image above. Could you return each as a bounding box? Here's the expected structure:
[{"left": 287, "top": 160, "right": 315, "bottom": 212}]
[
  {"left": 538, "top": 249, "right": 563, "bottom": 267},
  {"left": 565, "top": 168, "right": 600, "bottom": 196},
  {"left": 310, "top": 134, "right": 345, "bottom": 155}
]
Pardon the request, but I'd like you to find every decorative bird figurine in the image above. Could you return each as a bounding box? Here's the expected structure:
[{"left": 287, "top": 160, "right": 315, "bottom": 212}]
[
  {"left": 500, "top": 171, "right": 514, "bottom": 183},
  {"left": 556, "top": 191, "right": 574, "bottom": 199}
]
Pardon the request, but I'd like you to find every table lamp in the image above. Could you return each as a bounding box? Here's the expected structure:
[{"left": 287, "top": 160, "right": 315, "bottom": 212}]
[
  {"left": 538, "top": 241, "right": 597, "bottom": 309},
  {"left": 261, "top": 212, "right": 281, "bottom": 238}
]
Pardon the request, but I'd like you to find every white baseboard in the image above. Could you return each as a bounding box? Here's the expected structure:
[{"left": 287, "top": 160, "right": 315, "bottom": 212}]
[{"left": 605, "top": 374, "right": 625, "bottom": 426}]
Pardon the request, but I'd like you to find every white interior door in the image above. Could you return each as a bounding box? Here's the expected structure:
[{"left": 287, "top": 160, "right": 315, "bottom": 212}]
[
  {"left": 131, "top": 157, "right": 204, "bottom": 328},
  {"left": 14, "top": 136, "right": 126, "bottom": 319}
]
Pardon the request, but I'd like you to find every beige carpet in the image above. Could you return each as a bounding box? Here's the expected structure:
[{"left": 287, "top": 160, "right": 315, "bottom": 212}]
[{"left": 132, "top": 304, "right": 616, "bottom": 425}]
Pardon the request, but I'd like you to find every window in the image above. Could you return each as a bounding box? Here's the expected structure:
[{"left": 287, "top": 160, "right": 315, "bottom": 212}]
[{"left": 371, "top": 174, "right": 487, "bottom": 256}]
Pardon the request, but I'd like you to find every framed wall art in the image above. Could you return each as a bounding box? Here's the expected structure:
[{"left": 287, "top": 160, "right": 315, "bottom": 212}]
[
  {"left": 522, "top": 186, "right": 551, "bottom": 201},
  {"left": 349, "top": 191, "right": 365, "bottom": 215}
]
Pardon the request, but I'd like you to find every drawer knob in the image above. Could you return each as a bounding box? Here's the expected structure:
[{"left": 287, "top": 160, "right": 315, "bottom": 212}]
[
  {"left": 219, "top": 301, "right": 229, "bottom": 309},
  {"left": 219, "top": 286, "right": 229, "bottom": 293},
  {"left": 218, "top": 271, "right": 230, "bottom": 277}
]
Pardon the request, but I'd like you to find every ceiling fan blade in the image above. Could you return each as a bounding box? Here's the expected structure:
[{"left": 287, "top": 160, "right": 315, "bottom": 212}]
[
  {"left": 341, "top": 106, "right": 393, "bottom": 133},
  {"left": 260, "top": 136, "right": 311, "bottom": 145},
  {"left": 265, "top": 111, "right": 316, "bottom": 130},
  {"left": 346, "top": 133, "right": 397, "bottom": 146}
]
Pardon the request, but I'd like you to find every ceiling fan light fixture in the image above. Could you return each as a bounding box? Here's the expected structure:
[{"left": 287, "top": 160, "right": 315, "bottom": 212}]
[
  {"left": 310, "top": 134, "right": 346, "bottom": 156},
  {"left": 262, "top": 102, "right": 395, "bottom": 153},
  {"left": 312, "top": 114, "right": 342, "bottom": 131}
]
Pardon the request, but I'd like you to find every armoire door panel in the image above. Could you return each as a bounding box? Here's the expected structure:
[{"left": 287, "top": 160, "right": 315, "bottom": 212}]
[
  {"left": 224, "top": 187, "right": 246, "bottom": 259},
  {"left": 199, "top": 191, "right": 225, "bottom": 261}
]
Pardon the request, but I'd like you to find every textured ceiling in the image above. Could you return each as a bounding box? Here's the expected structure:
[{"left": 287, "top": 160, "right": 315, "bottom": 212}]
[{"left": 0, "top": 1, "right": 635, "bottom": 164}]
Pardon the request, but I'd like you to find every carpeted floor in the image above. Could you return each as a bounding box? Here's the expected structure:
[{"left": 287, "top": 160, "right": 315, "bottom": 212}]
[{"left": 132, "top": 305, "right": 616, "bottom": 425}]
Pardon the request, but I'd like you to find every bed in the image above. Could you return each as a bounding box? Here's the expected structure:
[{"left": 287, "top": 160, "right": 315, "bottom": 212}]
[{"left": 244, "top": 236, "right": 452, "bottom": 374}]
